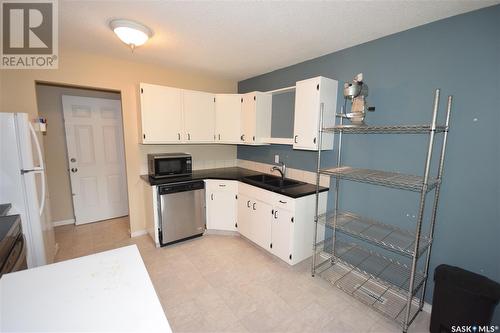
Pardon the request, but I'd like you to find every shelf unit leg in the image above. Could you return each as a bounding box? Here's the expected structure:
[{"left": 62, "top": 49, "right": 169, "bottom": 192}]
[
  {"left": 331, "top": 111, "right": 344, "bottom": 263},
  {"left": 403, "top": 89, "right": 441, "bottom": 331},
  {"left": 312, "top": 103, "right": 325, "bottom": 277},
  {"left": 420, "top": 95, "right": 453, "bottom": 307}
]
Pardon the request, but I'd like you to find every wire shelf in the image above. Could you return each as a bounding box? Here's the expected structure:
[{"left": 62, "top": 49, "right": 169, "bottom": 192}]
[
  {"left": 319, "top": 166, "right": 438, "bottom": 192},
  {"left": 313, "top": 238, "right": 426, "bottom": 294},
  {"left": 318, "top": 261, "right": 421, "bottom": 327},
  {"left": 322, "top": 124, "right": 447, "bottom": 134},
  {"left": 317, "top": 211, "right": 431, "bottom": 258},
  {"left": 314, "top": 239, "right": 422, "bottom": 327}
]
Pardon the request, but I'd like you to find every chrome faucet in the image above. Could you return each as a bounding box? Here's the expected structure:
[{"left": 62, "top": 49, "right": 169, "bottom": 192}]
[{"left": 270, "top": 162, "right": 286, "bottom": 180}]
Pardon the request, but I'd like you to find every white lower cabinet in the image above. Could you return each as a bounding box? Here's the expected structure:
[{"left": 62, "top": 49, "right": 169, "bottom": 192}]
[
  {"left": 236, "top": 193, "right": 252, "bottom": 238},
  {"left": 238, "top": 182, "right": 327, "bottom": 265},
  {"left": 270, "top": 207, "right": 294, "bottom": 262},
  {"left": 205, "top": 180, "right": 238, "bottom": 231},
  {"left": 249, "top": 198, "right": 272, "bottom": 250},
  {"left": 144, "top": 178, "right": 326, "bottom": 264},
  {"left": 236, "top": 193, "right": 272, "bottom": 249}
]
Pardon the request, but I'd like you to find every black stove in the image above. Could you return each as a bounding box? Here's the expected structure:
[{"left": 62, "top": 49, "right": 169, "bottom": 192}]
[{"left": 0, "top": 206, "right": 26, "bottom": 276}]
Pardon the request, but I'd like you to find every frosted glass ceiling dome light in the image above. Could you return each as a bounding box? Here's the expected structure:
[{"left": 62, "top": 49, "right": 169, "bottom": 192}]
[{"left": 110, "top": 19, "right": 152, "bottom": 50}]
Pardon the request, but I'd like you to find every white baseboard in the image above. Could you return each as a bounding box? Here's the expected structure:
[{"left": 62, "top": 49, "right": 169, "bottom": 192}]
[
  {"left": 52, "top": 219, "right": 75, "bottom": 227},
  {"left": 130, "top": 229, "right": 148, "bottom": 237},
  {"left": 204, "top": 229, "right": 240, "bottom": 236}
]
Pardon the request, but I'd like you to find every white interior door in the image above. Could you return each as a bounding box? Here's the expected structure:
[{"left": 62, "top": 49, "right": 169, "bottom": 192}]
[{"left": 62, "top": 95, "right": 128, "bottom": 225}]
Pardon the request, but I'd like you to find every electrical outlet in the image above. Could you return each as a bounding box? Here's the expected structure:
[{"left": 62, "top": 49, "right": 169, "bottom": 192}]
[{"left": 274, "top": 155, "right": 280, "bottom": 164}]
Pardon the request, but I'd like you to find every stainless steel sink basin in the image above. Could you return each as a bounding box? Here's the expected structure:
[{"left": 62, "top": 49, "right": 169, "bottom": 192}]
[{"left": 243, "top": 174, "right": 304, "bottom": 189}]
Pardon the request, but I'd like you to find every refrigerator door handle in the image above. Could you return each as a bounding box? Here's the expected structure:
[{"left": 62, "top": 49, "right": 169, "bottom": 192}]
[{"left": 28, "top": 122, "right": 46, "bottom": 216}]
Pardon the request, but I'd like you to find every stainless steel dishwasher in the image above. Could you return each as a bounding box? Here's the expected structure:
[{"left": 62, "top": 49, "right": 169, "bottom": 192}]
[{"left": 157, "top": 180, "right": 206, "bottom": 246}]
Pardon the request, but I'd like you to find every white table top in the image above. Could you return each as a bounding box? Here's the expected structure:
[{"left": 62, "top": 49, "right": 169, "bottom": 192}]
[{"left": 0, "top": 245, "right": 171, "bottom": 332}]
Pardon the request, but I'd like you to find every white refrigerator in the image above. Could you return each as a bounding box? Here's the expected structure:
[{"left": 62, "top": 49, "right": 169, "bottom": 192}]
[{"left": 0, "top": 113, "right": 55, "bottom": 268}]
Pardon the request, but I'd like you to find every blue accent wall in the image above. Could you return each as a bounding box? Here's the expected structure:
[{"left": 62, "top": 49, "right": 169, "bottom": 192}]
[{"left": 238, "top": 4, "right": 500, "bottom": 318}]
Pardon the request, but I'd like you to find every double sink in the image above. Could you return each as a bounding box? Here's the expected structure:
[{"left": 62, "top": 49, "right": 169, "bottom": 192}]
[{"left": 242, "top": 174, "right": 305, "bottom": 191}]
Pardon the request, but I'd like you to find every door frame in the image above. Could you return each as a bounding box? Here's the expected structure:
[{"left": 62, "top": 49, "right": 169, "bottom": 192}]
[{"left": 35, "top": 82, "right": 130, "bottom": 227}]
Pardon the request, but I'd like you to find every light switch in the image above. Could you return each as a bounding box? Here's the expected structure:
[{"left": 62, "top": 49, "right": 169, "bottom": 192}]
[{"left": 274, "top": 155, "right": 280, "bottom": 164}]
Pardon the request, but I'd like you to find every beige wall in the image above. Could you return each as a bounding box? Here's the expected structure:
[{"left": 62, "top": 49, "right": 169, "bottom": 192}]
[
  {"left": 0, "top": 49, "right": 237, "bottom": 234},
  {"left": 35, "top": 84, "right": 121, "bottom": 222}
]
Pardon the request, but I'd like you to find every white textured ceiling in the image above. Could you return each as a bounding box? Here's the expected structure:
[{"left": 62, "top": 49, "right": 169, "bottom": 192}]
[{"left": 59, "top": 1, "right": 499, "bottom": 80}]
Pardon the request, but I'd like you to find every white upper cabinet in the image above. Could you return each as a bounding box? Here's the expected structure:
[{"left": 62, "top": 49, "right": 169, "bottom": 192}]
[
  {"left": 139, "top": 83, "right": 183, "bottom": 144},
  {"left": 241, "top": 92, "right": 272, "bottom": 144},
  {"left": 183, "top": 90, "right": 216, "bottom": 143},
  {"left": 215, "top": 94, "right": 242, "bottom": 143},
  {"left": 293, "top": 76, "right": 338, "bottom": 150},
  {"left": 241, "top": 93, "right": 255, "bottom": 143},
  {"left": 139, "top": 76, "right": 335, "bottom": 147}
]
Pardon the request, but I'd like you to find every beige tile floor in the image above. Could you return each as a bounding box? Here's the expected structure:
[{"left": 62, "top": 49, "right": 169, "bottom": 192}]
[{"left": 54, "top": 217, "right": 430, "bottom": 333}]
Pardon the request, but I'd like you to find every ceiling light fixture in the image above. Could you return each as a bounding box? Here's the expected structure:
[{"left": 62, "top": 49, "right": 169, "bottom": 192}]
[{"left": 109, "top": 19, "right": 152, "bottom": 51}]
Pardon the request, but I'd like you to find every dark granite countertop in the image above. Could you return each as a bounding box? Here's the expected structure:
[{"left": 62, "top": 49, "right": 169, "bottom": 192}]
[{"left": 140, "top": 167, "right": 328, "bottom": 199}]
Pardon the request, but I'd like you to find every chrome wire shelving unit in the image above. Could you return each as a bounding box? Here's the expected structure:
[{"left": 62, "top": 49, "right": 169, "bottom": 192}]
[{"left": 311, "top": 89, "right": 452, "bottom": 332}]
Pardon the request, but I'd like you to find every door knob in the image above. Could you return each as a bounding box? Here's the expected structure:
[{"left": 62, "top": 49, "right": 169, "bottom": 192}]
[
  {"left": 71, "top": 168, "right": 78, "bottom": 173},
  {"left": 70, "top": 158, "right": 76, "bottom": 162}
]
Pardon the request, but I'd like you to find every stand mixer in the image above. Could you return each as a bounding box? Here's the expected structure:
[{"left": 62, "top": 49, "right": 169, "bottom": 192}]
[{"left": 342, "top": 73, "right": 375, "bottom": 126}]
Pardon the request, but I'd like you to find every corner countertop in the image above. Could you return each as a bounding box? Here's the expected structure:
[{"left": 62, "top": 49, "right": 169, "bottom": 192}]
[
  {"left": 0, "top": 245, "right": 171, "bottom": 333},
  {"left": 140, "top": 167, "right": 328, "bottom": 199}
]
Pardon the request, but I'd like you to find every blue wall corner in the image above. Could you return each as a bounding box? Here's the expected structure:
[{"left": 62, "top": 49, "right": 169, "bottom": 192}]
[{"left": 237, "top": 4, "right": 500, "bottom": 320}]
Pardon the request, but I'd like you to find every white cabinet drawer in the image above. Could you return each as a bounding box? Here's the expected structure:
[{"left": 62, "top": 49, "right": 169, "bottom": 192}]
[
  {"left": 273, "top": 194, "right": 295, "bottom": 212},
  {"left": 206, "top": 180, "right": 238, "bottom": 192}
]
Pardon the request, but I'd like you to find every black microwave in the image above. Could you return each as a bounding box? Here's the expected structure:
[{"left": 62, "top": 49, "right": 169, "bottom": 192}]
[{"left": 148, "top": 153, "right": 192, "bottom": 179}]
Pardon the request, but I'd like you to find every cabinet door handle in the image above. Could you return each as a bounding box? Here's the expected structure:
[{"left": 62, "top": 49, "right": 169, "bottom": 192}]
[
  {"left": 211, "top": 193, "right": 214, "bottom": 200},
  {"left": 178, "top": 133, "right": 181, "bottom": 140},
  {"left": 240, "top": 134, "right": 245, "bottom": 141},
  {"left": 274, "top": 210, "right": 278, "bottom": 219},
  {"left": 252, "top": 203, "right": 256, "bottom": 210},
  {"left": 188, "top": 133, "right": 191, "bottom": 140},
  {"left": 279, "top": 200, "right": 287, "bottom": 204},
  {"left": 218, "top": 134, "right": 221, "bottom": 140},
  {"left": 313, "top": 137, "right": 317, "bottom": 144},
  {"left": 247, "top": 200, "right": 251, "bottom": 208},
  {"left": 294, "top": 135, "right": 298, "bottom": 143},
  {"left": 252, "top": 136, "right": 255, "bottom": 141},
  {"left": 218, "top": 184, "right": 226, "bottom": 187}
]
